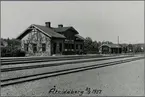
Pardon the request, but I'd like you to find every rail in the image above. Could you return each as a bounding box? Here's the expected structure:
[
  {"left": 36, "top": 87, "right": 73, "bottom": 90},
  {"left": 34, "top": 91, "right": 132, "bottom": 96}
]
[{"left": 1, "top": 56, "right": 144, "bottom": 87}]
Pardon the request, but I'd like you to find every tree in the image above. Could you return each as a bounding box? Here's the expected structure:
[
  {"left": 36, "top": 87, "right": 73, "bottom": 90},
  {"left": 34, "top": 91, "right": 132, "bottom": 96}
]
[
  {"left": 83, "top": 37, "right": 114, "bottom": 54},
  {"left": 84, "top": 37, "right": 93, "bottom": 46},
  {"left": 134, "top": 44, "right": 144, "bottom": 53},
  {"left": 84, "top": 37, "right": 102, "bottom": 54},
  {"left": 5, "top": 38, "right": 21, "bottom": 48},
  {"left": 1, "top": 38, "right": 25, "bottom": 57},
  {"left": 102, "top": 41, "right": 113, "bottom": 44},
  {"left": 92, "top": 41, "right": 99, "bottom": 51},
  {"left": 84, "top": 37, "right": 93, "bottom": 52}
]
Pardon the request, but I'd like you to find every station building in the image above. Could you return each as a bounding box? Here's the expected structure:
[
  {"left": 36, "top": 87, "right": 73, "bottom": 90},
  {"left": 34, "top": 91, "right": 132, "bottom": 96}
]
[{"left": 16, "top": 22, "right": 85, "bottom": 56}]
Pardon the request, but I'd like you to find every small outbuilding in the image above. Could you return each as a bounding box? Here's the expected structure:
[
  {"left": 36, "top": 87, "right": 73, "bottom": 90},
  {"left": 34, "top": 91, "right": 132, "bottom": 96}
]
[{"left": 99, "top": 44, "right": 122, "bottom": 54}]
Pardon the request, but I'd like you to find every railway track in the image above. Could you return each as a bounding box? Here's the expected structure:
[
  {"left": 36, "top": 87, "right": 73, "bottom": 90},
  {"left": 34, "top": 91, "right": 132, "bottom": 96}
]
[
  {"left": 1, "top": 54, "right": 122, "bottom": 65},
  {"left": 1, "top": 55, "right": 107, "bottom": 65},
  {"left": 1, "top": 55, "right": 144, "bottom": 87},
  {"left": 2, "top": 54, "right": 132, "bottom": 65},
  {"left": 1, "top": 55, "right": 134, "bottom": 72}
]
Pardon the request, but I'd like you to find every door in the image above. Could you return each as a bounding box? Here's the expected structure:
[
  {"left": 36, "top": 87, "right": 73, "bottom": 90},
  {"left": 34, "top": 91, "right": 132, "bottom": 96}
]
[{"left": 53, "top": 43, "right": 56, "bottom": 54}]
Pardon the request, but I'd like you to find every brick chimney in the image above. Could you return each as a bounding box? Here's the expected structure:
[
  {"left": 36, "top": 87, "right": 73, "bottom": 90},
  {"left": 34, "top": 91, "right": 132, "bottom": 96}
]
[
  {"left": 45, "top": 22, "right": 51, "bottom": 28},
  {"left": 58, "top": 24, "right": 63, "bottom": 28}
]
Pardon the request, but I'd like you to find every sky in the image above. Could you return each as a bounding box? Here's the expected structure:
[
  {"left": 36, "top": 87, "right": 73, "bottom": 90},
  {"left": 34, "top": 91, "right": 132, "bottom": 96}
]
[{"left": 1, "top": 1, "right": 144, "bottom": 44}]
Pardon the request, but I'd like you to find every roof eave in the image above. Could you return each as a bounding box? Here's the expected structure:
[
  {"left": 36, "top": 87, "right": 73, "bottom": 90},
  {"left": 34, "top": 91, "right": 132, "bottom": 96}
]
[
  {"left": 70, "top": 27, "right": 79, "bottom": 34},
  {"left": 16, "top": 25, "right": 33, "bottom": 40}
]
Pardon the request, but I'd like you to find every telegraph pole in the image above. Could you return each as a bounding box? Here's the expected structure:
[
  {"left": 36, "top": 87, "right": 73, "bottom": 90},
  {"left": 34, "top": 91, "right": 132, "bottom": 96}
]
[
  {"left": 118, "top": 36, "right": 119, "bottom": 54},
  {"left": 118, "top": 36, "right": 119, "bottom": 44}
]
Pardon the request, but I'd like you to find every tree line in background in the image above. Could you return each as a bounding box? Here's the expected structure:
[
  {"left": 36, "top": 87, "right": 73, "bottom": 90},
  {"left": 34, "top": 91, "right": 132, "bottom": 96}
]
[
  {"left": 1, "top": 38, "right": 26, "bottom": 57},
  {"left": 84, "top": 37, "right": 113, "bottom": 54},
  {"left": 84, "top": 37, "right": 144, "bottom": 54},
  {"left": 1, "top": 37, "right": 144, "bottom": 57}
]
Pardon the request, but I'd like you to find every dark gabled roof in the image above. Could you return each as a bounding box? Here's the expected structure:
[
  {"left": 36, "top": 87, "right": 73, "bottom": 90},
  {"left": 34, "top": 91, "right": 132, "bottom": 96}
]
[
  {"left": 17, "top": 23, "right": 82, "bottom": 40},
  {"left": 119, "top": 44, "right": 130, "bottom": 48},
  {"left": 16, "top": 24, "right": 66, "bottom": 40},
  {"left": 53, "top": 27, "right": 71, "bottom": 32},
  {"left": 138, "top": 43, "right": 145, "bottom": 47},
  {"left": 53, "top": 27, "right": 79, "bottom": 34},
  {"left": 33, "top": 24, "right": 66, "bottom": 38},
  {"left": 119, "top": 44, "right": 128, "bottom": 47},
  {"left": 134, "top": 43, "right": 145, "bottom": 46},
  {"left": 17, "top": 28, "right": 33, "bottom": 40},
  {"left": 101, "top": 44, "right": 121, "bottom": 48},
  {"left": 75, "top": 34, "right": 85, "bottom": 40}
]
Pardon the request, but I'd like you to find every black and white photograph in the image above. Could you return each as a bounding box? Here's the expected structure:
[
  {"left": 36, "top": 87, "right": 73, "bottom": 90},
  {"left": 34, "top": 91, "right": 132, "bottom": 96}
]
[{"left": 1, "top": 1, "right": 144, "bottom": 96}]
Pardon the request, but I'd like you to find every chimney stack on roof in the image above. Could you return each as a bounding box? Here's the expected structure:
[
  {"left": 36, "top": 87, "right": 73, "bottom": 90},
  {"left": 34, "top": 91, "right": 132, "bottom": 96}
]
[
  {"left": 45, "top": 22, "right": 51, "bottom": 28},
  {"left": 58, "top": 24, "right": 63, "bottom": 28}
]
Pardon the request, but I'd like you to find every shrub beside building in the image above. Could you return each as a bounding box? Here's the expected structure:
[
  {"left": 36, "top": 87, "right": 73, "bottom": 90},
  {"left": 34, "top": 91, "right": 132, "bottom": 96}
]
[{"left": 1, "top": 38, "right": 26, "bottom": 57}]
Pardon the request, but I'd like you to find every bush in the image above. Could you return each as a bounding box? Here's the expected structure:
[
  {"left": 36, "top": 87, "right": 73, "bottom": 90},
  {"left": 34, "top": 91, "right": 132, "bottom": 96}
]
[
  {"left": 86, "top": 50, "right": 99, "bottom": 54},
  {"left": 62, "top": 51, "right": 76, "bottom": 55},
  {"left": 12, "top": 49, "right": 26, "bottom": 57},
  {"left": 1, "top": 46, "right": 26, "bottom": 57}
]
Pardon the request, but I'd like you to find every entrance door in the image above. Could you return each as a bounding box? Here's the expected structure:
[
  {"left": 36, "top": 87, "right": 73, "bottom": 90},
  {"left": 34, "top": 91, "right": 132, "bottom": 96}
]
[
  {"left": 53, "top": 43, "right": 56, "bottom": 54},
  {"left": 32, "top": 44, "right": 37, "bottom": 53}
]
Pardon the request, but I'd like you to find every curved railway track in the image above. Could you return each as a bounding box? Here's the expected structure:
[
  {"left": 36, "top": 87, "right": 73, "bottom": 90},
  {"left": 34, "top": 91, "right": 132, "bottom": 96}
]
[{"left": 1, "top": 55, "right": 144, "bottom": 87}]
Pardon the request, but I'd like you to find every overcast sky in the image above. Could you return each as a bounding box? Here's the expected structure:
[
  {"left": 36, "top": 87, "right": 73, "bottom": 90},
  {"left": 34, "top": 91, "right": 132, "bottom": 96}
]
[{"left": 1, "top": 1, "right": 144, "bottom": 44}]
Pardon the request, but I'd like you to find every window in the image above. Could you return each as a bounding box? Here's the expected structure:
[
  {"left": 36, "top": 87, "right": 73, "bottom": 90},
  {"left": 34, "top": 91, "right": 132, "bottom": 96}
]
[
  {"left": 24, "top": 43, "right": 28, "bottom": 51},
  {"left": 76, "top": 44, "right": 78, "bottom": 49},
  {"left": 42, "top": 43, "right": 46, "bottom": 52},
  {"left": 32, "top": 44, "right": 37, "bottom": 53},
  {"left": 59, "top": 43, "right": 62, "bottom": 52},
  {"left": 64, "top": 43, "right": 74, "bottom": 50},
  {"left": 80, "top": 44, "right": 83, "bottom": 49},
  {"left": 102, "top": 46, "right": 109, "bottom": 51},
  {"left": 69, "top": 44, "right": 71, "bottom": 49},
  {"left": 67, "top": 44, "right": 70, "bottom": 50},
  {"left": 72, "top": 44, "right": 74, "bottom": 49},
  {"left": 65, "top": 43, "right": 69, "bottom": 49}
]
